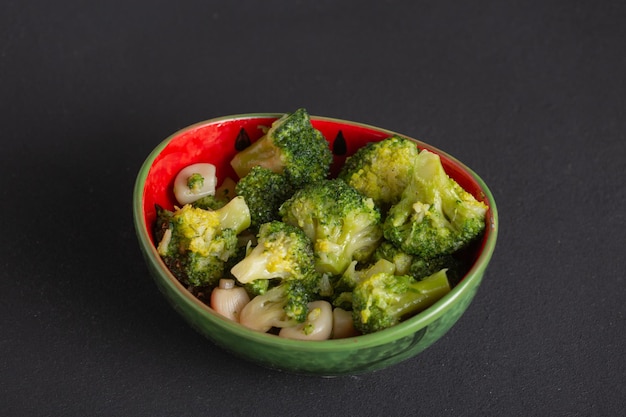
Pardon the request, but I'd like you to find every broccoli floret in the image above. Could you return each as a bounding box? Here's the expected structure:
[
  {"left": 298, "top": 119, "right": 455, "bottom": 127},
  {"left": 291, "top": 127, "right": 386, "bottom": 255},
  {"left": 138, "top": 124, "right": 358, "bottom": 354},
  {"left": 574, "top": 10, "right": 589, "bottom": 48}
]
[
  {"left": 222, "top": 230, "right": 255, "bottom": 277},
  {"left": 243, "top": 278, "right": 271, "bottom": 298},
  {"left": 279, "top": 178, "right": 383, "bottom": 276},
  {"left": 239, "top": 280, "right": 313, "bottom": 332},
  {"left": 373, "top": 240, "right": 464, "bottom": 282},
  {"left": 331, "top": 259, "right": 396, "bottom": 310},
  {"left": 383, "top": 149, "right": 488, "bottom": 259},
  {"left": 156, "top": 196, "right": 251, "bottom": 288},
  {"left": 230, "top": 108, "right": 333, "bottom": 188},
  {"left": 230, "top": 220, "right": 318, "bottom": 286},
  {"left": 352, "top": 269, "right": 451, "bottom": 334},
  {"left": 235, "top": 166, "right": 294, "bottom": 229},
  {"left": 409, "top": 254, "right": 462, "bottom": 282},
  {"left": 338, "top": 135, "right": 419, "bottom": 211},
  {"left": 333, "top": 258, "right": 396, "bottom": 296}
]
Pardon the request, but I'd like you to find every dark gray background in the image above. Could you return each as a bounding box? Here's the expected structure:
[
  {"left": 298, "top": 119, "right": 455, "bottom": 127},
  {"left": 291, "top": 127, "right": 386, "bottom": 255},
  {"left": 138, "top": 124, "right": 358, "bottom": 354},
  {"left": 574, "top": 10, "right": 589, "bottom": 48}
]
[{"left": 2, "top": 1, "right": 624, "bottom": 416}]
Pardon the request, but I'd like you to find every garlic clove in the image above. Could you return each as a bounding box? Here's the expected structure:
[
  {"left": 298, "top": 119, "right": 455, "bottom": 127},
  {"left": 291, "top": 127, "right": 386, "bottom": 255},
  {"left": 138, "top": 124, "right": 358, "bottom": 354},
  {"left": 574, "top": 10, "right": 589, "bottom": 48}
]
[
  {"left": 210, "top": 281, "right": 250, "bottom": 322},
  {"left": 173, "top": 163, "right": 218, "bottom": 205}
]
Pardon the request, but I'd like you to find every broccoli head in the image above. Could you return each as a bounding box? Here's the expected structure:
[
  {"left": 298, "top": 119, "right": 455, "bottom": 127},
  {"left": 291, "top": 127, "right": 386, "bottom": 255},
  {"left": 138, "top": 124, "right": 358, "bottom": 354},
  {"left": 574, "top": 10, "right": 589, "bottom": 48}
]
[
  {"left": 338, "top": 135, "right": 419, "bottom": 210},
  {"left": 383, "top": 149, "right": 488, "bottom": 259},
  {"left": 279, "top": 178, "right": 383, "bottom": 276},
  {"left": 239, "top": 280, "right": 313, "bottom": 332},
  {"left": 230, "top": 108, "right": 333, "bottom": 189},
  {"left": 230, "top": 220, "right": 318, "bottom": 286},
  {"left": 331, "top": 258, "right": 396, "bottom": 310},
  {"left": 235, "top": 166, "right": 294, "bottom": 229},
  {"left": 352, "top": 268, "right": 451, "bottom": 334},
  {"left": 156, "top": 196, "right": 251, "bottom": 288}
]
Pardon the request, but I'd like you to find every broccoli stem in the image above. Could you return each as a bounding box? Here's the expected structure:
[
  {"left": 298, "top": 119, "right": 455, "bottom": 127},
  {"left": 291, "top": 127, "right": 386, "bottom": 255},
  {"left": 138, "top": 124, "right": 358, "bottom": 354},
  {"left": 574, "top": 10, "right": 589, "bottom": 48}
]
[
  {"left": 391, "top": 269, "right": 451, "bottom": 319},
  {"left": 230, "top": 129, "right": 286, "bottom": 179},
  {"left": 214, "top": 196, "right": 251, "bottom": 234},
  {"left": 230, "top": 243, "right": 274, "bottom": 284}
]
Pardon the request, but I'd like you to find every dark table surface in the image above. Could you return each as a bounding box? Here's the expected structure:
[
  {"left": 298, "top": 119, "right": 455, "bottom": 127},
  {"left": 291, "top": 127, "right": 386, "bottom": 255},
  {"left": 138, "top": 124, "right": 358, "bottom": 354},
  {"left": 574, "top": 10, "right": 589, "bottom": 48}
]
[{"left": 2, "top": 1, "right": 624, "bottom": 416}]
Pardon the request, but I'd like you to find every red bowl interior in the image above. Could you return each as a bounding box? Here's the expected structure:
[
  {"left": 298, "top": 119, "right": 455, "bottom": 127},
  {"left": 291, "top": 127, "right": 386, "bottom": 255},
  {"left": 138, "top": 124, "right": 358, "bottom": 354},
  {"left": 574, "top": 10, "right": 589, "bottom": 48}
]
[{"left": 141, "top": 115, "right": 493, "bottom": 257}]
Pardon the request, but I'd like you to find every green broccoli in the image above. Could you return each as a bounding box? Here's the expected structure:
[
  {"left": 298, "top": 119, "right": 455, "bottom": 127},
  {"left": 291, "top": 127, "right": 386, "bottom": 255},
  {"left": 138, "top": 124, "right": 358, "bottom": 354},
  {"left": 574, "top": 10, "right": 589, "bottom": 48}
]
[
  {"left": 409, "top": 254, "right": 464, "bottom": 282},
  {"left": 279, "top": 178, "right": 383, "bottom": 276},
  {"left": 239, "top": 279, "right": 313, "bottom": 332},
  {"left": 383, "top": 149, "right": 488, "bottom": 259},
  {"left": 243, "top": 278, "right": 271, "bottom": 298},
  {"left": 221, "top": 229, "right": 255, "bottom": 278},
  {"left": 235, "top": 166, "right": 294, "bottom": 229},
  {"left": 338, "top": 135, "right": 419, "bottom": 211},
  {"left": 333, "top": 258, "right": 396, "bottom": 296},
  {"left": 331, "top": 258, "right": 396, "bottom": 310},
  {"left": 155, "top": 196, "right": 251, "bottom": 289},
  {"left": 352, "top": 268, "right": 451, "bottom": 334},
  {"left": 372, "top": 240, "right": 464, "bottom": 282},
  {"left": 371, "top": 240, "right": 416, "bottom": 276},
  {"left": 191, "top": 195, "right": 227, "bottom": 211},
  {"left": 230, "top": 220, "right": 319, "bottom": 286},
  {"left": 230, "top": 108, "right": 333, "bottom": 189}
]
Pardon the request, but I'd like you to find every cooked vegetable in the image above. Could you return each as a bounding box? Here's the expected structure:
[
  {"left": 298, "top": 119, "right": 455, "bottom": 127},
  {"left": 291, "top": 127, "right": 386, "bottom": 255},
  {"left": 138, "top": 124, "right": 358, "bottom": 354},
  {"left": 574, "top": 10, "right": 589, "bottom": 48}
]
[
  {"left": 243, "top": 278, "right": 270, "bottom": 298},
  {"left": 235, "top": 166, "right": 294, "bottom": 229},
  {"left": 231, "top": 221, "right": 322, "bottom": 331},
  {"left": 279, "top": 178, "right": 383, "bottom": 276},
  {"left": 156, "top": 196, "right": 251, "bottom": 288},
  {"left": 338, "top": 135, "right": 419, "bottom": 211},
  {"left": 383, "top": 149, "right": 488, "bottom": 259},
  {"left": 373, "top": 240, "right": 464, "bottom": 281},
  {"left": 155, "top": 110, "right": 489, "bottom": 338},
  {"left": 409, "top": 254, "right": 464, "bottom": 283},
  {"left": 173, "top": 163, "right": 218, "bottom": 205},
  {"left": 230, "top": 108, "right": 333, "bottom": 189},
  {"left": 371, "top": 240, "right": 416, "bottom": 276},
  {"left": 239, "top": 280, "right": 313, "bottom": 332},
  {"left": 230, "top": 220, "right": 318, "bottom": 285},
  {"left": 335, "top": 259, "right": 396, "bottom": 292},
  {"left": 210, "top": 279, "right": 250, "bottom": 321},
  {"left": 352, "top": 269, "right": 451, "bottom": 334}
]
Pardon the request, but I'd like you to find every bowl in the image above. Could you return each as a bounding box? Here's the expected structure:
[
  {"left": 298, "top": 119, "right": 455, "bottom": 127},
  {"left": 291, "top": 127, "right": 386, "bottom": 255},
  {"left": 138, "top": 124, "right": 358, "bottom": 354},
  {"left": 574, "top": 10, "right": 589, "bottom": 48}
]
[{"left": 133, "top": 113, "right": 498, "bottom": 376}]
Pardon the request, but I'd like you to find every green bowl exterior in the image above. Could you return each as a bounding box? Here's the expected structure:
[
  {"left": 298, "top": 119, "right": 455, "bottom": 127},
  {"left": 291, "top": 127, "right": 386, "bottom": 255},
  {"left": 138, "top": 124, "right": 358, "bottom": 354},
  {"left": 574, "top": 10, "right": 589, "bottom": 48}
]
[{"left": 133, "top": 113, "right": 498, "bottom": 376}]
